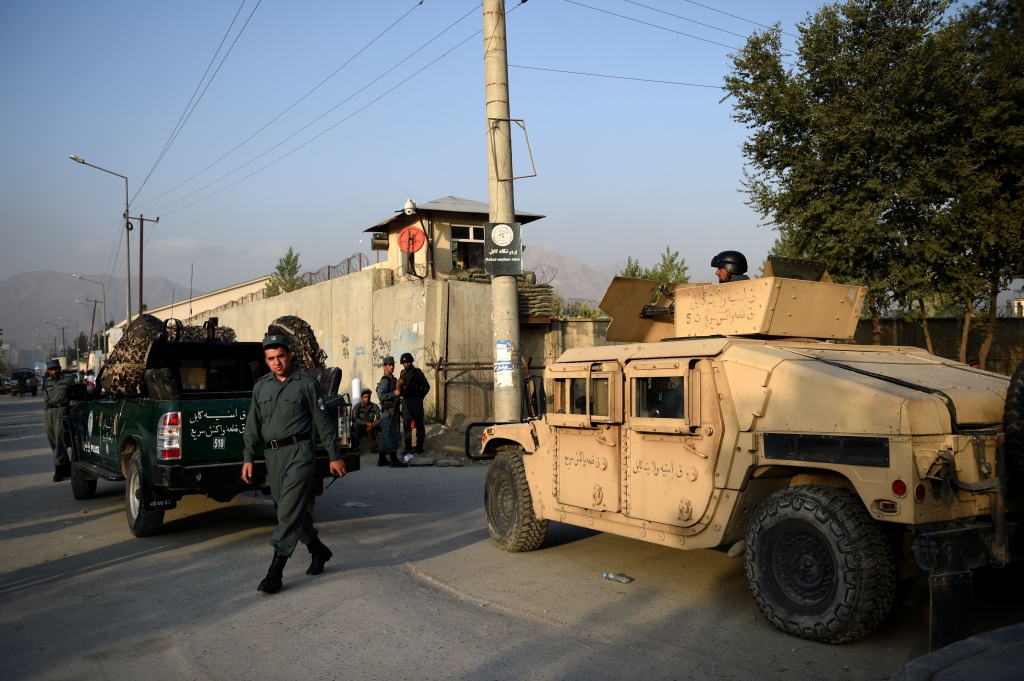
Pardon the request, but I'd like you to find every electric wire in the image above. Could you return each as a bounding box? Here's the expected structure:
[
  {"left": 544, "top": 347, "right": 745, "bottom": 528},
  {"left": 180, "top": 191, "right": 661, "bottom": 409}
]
[
  {"left": 158, "top": 3, "right": 528, "bottom": 218},
  {"left": 621, "top": 0, "right": 748, "bottom": 39},
  {"left": 509, "top": 64, "right": 721, "bottom": 87},
  {"left": 132, "top": 0, "right": 262, "bottom": 205},
  {"left": 147, "top": 3, "right": 481, "bottom": 215},
  {"left": 136, "top": 0, "right": 427, "bottom": 215},
  {"left": 680, "top": 0, "right": 799, "bottom": 39},
  {"left": 564, "top": 0, "right": 738, "bottom": 50}
]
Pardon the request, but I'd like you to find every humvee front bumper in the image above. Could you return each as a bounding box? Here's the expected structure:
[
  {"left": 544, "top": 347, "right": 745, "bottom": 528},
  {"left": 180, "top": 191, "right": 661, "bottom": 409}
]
[{"left": 151, "top": 452, "right": 361, "bottom": 491}]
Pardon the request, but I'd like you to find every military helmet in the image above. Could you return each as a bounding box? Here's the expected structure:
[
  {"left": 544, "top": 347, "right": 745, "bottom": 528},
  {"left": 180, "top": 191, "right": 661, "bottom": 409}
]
[
  {"left": 711, "top": 250, "right": 748, "bottom": 275},
  {"left": 400, "top": 352, "right": 414, "bottom": 364},
  {"left": 44, "top": 359, "right": 61, "bottom": 371}
]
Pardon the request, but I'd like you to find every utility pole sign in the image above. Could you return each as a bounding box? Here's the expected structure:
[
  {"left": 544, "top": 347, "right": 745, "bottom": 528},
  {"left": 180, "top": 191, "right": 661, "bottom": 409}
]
[{"left": 483, "top": 222, "right": 522, "bottom": 276}]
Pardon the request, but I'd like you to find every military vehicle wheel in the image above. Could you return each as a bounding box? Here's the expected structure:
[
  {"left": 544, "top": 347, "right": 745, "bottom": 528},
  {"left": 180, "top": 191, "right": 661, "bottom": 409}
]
[
  {"left": 71, "top": 465, "right": 97, "bottom": 500},
  {"left": 745, "top": 485, "right": 896, "bottom": 643},
  {"left": 125, "top": 453, "right": 164, "bottom": 537},
  {"left": 485, "top": 451, "right": 547, "bottom": 552},
  {"left": 1005, "top": 361, "right": 1024, "bottom": 490}
]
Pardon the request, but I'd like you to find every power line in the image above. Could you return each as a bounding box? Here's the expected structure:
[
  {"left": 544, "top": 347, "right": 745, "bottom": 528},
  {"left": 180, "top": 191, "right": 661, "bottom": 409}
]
[
  {"left": 564, "top": 0, "right": 738, "bottom": 50},
  {"left": 509, "top": 64, "right": 721, "bottom": 87},
  {"left": 158, "top": 3, "right": 532, "bottom": 218},
  {"left": 132, "top": 0, "right": 262, "bottom": 204},
  {"left": 621, "top": 0, "right": 748, "bottom": 39},
  {"left": 681, "top": 0, "right": 799, "bottom": 39},
  {"left": 147, "top": 3, "right": 481, "bottom": 215},
  {"left": 136, "top": 0, "right": 427, "bottom": 215}
]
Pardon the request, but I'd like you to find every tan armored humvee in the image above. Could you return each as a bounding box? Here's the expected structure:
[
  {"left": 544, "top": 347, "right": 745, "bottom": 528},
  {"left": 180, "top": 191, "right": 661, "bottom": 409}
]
[{"left": 478, "top": 258, "right": 1021, "bottom": 649}]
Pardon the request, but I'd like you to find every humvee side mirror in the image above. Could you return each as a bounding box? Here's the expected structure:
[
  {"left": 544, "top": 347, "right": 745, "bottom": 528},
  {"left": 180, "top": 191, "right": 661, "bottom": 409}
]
[{"left": 522, "top": 375, "right": 546, "bottom": 420}]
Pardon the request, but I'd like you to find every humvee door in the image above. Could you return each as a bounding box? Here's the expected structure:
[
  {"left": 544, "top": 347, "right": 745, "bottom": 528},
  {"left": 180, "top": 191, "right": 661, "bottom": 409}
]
[
  {"left": 623, "top": 358, "right": 723, "bottom": 527},
  {"left": 548, "top": 362, "right": 624, "bottom": 513}
]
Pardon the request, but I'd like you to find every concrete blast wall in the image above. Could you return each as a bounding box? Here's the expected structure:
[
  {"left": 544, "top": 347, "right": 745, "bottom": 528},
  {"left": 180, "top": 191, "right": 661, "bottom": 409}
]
[{"left": 190, "top": 271, "right": 613, "bottom": 428}]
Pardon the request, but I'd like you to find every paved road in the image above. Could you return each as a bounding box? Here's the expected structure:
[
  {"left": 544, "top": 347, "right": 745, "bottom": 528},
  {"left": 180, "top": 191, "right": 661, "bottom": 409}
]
[{"left": 1, "top": 396, "right": 1021, "bottom": 680}]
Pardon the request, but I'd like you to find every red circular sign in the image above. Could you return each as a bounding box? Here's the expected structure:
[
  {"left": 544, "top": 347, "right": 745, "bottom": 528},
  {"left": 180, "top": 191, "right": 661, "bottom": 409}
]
[{"left": 398, "top": 226, "right": 425, "bottom": 253}]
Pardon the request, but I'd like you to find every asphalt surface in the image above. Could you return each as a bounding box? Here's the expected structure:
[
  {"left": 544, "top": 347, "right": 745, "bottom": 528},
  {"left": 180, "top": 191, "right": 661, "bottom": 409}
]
[{"left": 1, "top": 395, "right": 1022, "bottom": 681}]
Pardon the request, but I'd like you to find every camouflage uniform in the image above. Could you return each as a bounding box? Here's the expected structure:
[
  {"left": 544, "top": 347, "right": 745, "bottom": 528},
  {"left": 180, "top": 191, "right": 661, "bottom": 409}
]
[{"left": 352, "top": 400, "right": 381, "bottom": 454}]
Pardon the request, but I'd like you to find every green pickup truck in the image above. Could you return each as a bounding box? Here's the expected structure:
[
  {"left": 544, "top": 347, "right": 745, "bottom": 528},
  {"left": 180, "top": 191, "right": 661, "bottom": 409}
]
[{"left": 65, "top": 337, "right": 359, "bottom": 536}]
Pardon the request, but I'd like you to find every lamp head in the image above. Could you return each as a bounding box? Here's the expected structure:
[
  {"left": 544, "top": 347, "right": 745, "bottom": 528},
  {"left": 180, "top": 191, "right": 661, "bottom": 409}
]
[{"left": 70, "top": 155, "right": 85, "bottom": 163}]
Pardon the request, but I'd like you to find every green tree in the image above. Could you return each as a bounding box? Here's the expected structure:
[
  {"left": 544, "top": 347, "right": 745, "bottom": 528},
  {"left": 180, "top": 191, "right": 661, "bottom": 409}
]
[
  {"left": 618, "top": 247, "right": 690, "bottom": 284},
  {"left": 265, "top": 247, "right": 306, "bottom": 298},
  {"left": 725, "top": 0, "right": 953, "bottom": 344}
]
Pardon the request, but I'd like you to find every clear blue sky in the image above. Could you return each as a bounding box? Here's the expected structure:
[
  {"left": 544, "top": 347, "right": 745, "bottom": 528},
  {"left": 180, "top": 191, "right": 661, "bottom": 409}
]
[{"left": 0, "top": 0, "right": 823, "bottom": 296}]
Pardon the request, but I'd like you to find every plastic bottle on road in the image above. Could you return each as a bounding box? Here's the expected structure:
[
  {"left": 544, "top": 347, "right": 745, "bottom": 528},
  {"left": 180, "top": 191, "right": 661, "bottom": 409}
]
[{"left": 602, "top": 572, "right": 634, "bottom": 584}]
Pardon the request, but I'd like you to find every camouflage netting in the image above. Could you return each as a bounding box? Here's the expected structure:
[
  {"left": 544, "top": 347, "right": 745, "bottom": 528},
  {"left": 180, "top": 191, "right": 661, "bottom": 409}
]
[
  {"left": 98, "top": 316, "right": 239, "bottom": 398},
  {"left": 166, "top": 322, "right": 237, "bottom": 343},
  {"left": 98, "top": 314, "right": 167, "bottom": 399},
  {"left": 267, "top": 315, "right": 327, "bottom": 370}
]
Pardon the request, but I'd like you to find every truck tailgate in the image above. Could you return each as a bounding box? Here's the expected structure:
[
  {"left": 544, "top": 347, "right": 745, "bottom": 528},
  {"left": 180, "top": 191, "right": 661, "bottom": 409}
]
[{"left": 182, "top": 398, "right": 251, "bottom": 463}]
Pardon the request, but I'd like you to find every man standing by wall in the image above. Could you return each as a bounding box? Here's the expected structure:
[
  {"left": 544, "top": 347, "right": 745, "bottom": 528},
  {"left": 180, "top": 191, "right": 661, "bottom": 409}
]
[
  {"left": 241, "top": 335, "right": 346, "bottom": 595},
  {"left": 43, "top": 360, "right": 72, "bottom": 482},
  {"left": 376, "top": 357, "right": 407, "bottom": 468},
  {"left": 352, "top": 389, "right": 382, "bottom": 464},
  {"left": 399, "top": 352, "right": 430, "bottom": 457}
]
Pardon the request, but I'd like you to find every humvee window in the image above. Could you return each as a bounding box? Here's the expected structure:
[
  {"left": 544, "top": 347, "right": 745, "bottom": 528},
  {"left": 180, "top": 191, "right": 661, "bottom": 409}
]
[
  {"left": 591, "top": 377, "right": 610, "bottom": 417},
  {"left": 569, "top": 378, "right": 587, "bottom": 415},
  {"left": 635, "top": 376, "right": 684, "bottom": 419},
  {"left": 180, "top": 359, "right": 207, "bottom": 390}
]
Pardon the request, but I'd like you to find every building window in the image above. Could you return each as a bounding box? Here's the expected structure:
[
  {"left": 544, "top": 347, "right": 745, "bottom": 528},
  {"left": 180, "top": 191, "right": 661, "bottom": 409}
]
[{"left": 450, "top": 225, "right": 485, "bottom": 270}]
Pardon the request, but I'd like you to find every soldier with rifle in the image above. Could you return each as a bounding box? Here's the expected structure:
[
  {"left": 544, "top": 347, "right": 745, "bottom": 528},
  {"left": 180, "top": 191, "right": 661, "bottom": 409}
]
[
  {"left": 352, "top": 388, "right": 382, "bottom": 464},
  {"left": 375, "top": 356, "right": 408, "bottom": 468},
  {"left": 43, "top": 360, "right": 73, "bottom": 482},
  {"left": 241, "top": 334, "right": 346, "bottom": 595},
  {"left": 399, "top": 352, "right": 430, "bottom": 456}
]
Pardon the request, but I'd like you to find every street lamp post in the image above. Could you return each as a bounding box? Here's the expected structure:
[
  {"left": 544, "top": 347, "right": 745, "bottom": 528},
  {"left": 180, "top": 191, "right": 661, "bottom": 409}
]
[
  {"left": 76, "top": 298, "right": 100, "bottom": 367},
  {"left": 72, "top": 274, "right": 107, "bottom": 352},
  {"left": 69, "top": 155, "right": 131, "bottom": 325},
  {"left": 44, "top": 321, "right": 66, "bottom": 360},
  {"left": 59, "top": 318, "right": 80, "bottom": 369}
]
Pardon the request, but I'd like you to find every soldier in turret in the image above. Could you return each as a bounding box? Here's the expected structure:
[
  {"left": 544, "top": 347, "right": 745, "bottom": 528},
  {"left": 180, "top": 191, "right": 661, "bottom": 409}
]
[
  {"left": 43, "top": 360, "right": 73, "bottom": 482},
  {"left": 711, "top": 251, "right": 750, "bottom": 283}
]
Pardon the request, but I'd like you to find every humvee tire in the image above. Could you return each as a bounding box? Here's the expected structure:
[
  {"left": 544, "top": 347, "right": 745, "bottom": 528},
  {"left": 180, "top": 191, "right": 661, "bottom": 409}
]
[
  {"left": 485, "top": 451, "right": 547, "bottom": 552},
  {"left": 1005, "top": 361, "right": 1024, "bottom": 490},
  {"left": 125, "top": 452, "right": 165, "bottom": 537},
  {"left": 744, "top": 485, "right": 896, "bottom": 644},
  {"left": 71, "top": 465, "right": 97, "bottom": 500}
]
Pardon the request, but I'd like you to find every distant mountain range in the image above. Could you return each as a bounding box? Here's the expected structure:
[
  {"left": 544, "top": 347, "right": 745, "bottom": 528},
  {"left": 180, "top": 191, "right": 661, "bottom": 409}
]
[
  {"left": 523, "top": 244, "right": 625, "bottom": 303},
  {"left": 0, "top": 271, "right": 202, "bottom": 362}
]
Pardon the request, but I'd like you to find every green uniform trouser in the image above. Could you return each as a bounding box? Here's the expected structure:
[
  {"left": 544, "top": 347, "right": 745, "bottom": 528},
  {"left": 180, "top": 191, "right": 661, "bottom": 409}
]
[
  {"left": 265, "top": 440, "right": 318, "bottom": 557},
  {"left": 45, "top": 407, "right": 69, "bottom": 467}
]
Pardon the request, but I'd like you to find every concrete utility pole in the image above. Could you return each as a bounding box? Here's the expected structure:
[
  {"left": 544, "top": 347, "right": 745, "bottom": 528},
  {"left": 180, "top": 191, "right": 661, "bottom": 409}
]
[
  {"left": 128, "top": 214, "right": 159, "bottom": 317},
  {"left": 483, "top": 0, "right": 521, "bottom": 422}
]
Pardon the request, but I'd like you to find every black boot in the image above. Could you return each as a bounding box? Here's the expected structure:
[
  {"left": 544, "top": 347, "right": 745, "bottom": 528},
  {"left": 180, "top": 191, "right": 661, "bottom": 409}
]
[
  {"left": 377, "top": 454, "right": 389, "bottom": 467},
  {"left": 53, "top": 463, "right": 70, "bottom": 482},
  {"left": 257, "top": 553, "right": 288, "bottom": 594},
  {"left": 389, "top": 452, "right": 407, "bottom": 468},
  {"left": 306, "top": 538, "right": 333, "bottom": 575}
]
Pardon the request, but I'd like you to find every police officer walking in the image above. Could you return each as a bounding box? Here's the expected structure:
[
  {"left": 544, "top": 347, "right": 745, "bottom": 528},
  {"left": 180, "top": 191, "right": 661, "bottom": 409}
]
[
  {"left": 352, "top": 388, "right": 383, "bottom": 464},
  {"left": 43, "top": 360, "right": 72, "bottom": 482},
  {"left": 711, "top": 251, "right": 751, "bottom": 283},
  {"left": 399, "top": 352, "right": 430, "bottom": 456},
  {"left": 376, "top": 357, "right": 407, "bottom": 468},
  {"left": 241, "top": 334, "right": 346, "bottom": 595}
]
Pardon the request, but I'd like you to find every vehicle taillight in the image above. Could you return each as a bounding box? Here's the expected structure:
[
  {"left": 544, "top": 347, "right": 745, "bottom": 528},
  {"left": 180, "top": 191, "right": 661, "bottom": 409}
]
[
  {"left": 891, "top": 479, "right": 907, "bottom": 498},
  {"left": 157, "top": 411, "right": 182, "bottom": 460},
  {"left": 915, "top": 484, "right": 926, "bottom": 502}
]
